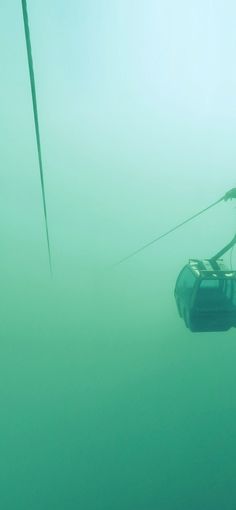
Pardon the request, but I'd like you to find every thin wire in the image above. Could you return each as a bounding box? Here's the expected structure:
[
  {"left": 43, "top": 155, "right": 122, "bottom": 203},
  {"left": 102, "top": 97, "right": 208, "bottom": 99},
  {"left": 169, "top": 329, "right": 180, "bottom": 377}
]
[
  {"left": 112, "top": 195, "right": 225, "bottom": 268},
  {"left": 21, "top": 0, "right": 52, "bottom": 275}
]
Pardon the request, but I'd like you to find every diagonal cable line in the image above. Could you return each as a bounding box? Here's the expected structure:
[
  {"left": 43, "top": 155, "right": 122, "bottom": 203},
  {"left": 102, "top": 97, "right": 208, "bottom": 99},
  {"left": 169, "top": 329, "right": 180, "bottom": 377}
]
[
  {"left": 21, "top": 0, "right": 52, "bottom": 274},
  {"left": 112, "top": 195, "right": 225, "bottom": 268}
]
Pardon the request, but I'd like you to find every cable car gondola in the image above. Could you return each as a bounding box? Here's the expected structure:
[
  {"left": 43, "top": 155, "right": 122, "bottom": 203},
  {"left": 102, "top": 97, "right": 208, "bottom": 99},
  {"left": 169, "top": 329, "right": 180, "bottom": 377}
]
[
  {"left": 113, "top": 187, "right": 236, "bottom": 333},
  {"left": 174, "top": 235, "right": 236, "bottom": 332}
]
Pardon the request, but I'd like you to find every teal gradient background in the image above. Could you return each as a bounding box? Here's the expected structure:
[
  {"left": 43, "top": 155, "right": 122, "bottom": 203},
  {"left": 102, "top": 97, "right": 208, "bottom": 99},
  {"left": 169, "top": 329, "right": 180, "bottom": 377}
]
[{"left": 1, "top": 2, "right": 236, "bottom": 508}]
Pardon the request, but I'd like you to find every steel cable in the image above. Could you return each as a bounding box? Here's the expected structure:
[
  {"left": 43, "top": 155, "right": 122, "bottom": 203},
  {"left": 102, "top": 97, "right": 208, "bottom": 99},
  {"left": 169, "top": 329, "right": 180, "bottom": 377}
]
[
  {"left": 21, "top": 0, "right": 52, "bottom": 274},
  {"left": 112, "top": 195, "right": 225, "bottom": 267}
]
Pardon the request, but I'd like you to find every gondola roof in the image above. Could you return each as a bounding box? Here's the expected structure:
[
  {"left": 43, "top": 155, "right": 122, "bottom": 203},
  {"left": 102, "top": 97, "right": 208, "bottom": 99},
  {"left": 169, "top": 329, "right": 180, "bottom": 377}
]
[{"left": 188, "top": 259, "right": 236, "bottom": 278}]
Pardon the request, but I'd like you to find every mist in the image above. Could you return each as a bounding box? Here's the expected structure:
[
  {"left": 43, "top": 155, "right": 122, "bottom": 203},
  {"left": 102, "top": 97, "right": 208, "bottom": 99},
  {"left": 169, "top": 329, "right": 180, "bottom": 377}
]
[{"left": 1, "top": 1, "right": 236, "bottom": 509}]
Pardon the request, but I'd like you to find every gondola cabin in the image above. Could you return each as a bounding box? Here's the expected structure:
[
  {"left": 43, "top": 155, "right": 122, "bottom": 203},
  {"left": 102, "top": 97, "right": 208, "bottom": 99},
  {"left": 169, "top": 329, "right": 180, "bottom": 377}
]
[{"left": 174, "top": 259, "right": 236, "bottom": 332}]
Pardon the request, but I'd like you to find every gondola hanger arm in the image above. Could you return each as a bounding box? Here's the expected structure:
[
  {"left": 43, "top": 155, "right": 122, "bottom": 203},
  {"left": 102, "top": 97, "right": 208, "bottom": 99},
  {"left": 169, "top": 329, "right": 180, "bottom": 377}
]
[{"left": 210, "top": 234, "right": 236, "bottom": 262}]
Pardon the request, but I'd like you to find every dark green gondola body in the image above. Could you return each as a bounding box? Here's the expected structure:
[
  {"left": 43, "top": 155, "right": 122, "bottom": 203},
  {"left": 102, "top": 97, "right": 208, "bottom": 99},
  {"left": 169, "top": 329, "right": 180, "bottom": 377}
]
[{"left": 174, "top": 259, "right": 236, "bottom": 332}]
